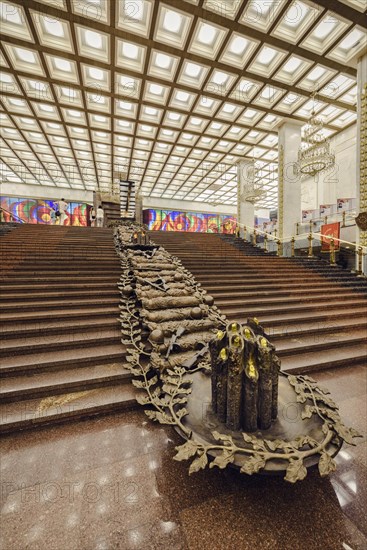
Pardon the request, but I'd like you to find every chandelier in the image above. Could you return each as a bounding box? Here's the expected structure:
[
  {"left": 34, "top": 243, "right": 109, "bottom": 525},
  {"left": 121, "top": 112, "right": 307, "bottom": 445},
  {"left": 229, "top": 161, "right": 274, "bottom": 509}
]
[
  {"left": 238, "top": 159, "right": 266, "bottom": 204},
  {"left": 298, "top": 94, "right": 335, "bottom": 177}
]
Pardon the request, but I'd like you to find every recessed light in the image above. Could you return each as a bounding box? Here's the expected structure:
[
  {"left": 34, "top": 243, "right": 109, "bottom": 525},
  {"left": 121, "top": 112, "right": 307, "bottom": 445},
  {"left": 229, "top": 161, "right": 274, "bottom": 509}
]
[
  {"left": 88, "top": 67, "right": 104, "bottom": 80},
  {"left": 44, "top": 19, "right": 64, "bottom": 37},
  {"left": 198, "top": 23, "right": 217, "bottom": 45},
  {"left": 199, "top": 97, "right": 214, "bottom": 108},
  {"left": 229, "top": 36, "right": 248, "bottom": 55},
  {"left": 282, "top": 57, "right": 302, "bottom": 73},
  {"left": 84, "top": 29, "right": 103, "bottom": 49},
  {"left": 149, "top": 83, "right": 163, "bottom": 95},
  {"left": 145, "top": 107, "right": 157, "bottom": 116},
  {"left": 122, "top": 42, "right": 139, "bottom": 59},
  {"left": 257, "top": 46, "right": 277, "bottom": 65},
  {"left": 307, "top": 66, "right": 325, "bottom": 81},
  {"left": 190, "top": 117, "right": 202, "bottom": 126},
  {"left": 68, "top": 110, "right": 82, "bottom": 117},
  {"left": 222, "top": 103, "right": 236, "bottom": 113},
  {"left": 176, "top": 91, "right": 190, "bottom": 102},
  {"left": 212, "top": 71, "right": 228, "bottom": 85},
  {"left": 123, "top": 0, "right": 143, "bottom": 21},
  {"left": 338, "top": 29, "right": 363, "bottom": 50},
  {"left": 163, "top": 10, "right": 182, "bottom": 33},
  {"left": 119, "top": 100, "right": 132, "bottom": 110},
  {"left": 184, "top": 62, "right": 201, "bottom": 78},
  {"left": 39, "top": 104, "right": 54, "bottom": 112},
  {"left": 54, "top": 57, "right": 72, "bottom": 72},
  {"left": 8, "top": 98, "right": 24, "bottom": 106},
  {"left": 16, "top": 48, "right": 36, "bottom": 63},
  {"left": 168, "top": 112, "right": 181, "bottom": 121},
  {"left": 154, "top": 52, "right": 171, "bottom": 69}
]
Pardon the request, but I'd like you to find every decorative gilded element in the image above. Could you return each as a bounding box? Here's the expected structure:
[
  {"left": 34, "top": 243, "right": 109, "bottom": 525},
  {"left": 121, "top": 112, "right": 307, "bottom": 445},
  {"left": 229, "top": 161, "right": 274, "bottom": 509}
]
[
  {"left": 359, "top": 83, "right": 367, "bottom": 247},
  {"left": 114, "top": 222, "right": 361, "bottom": 484},
  {"left": 278, "top": 145, "right": 284, "bottom": 252}
]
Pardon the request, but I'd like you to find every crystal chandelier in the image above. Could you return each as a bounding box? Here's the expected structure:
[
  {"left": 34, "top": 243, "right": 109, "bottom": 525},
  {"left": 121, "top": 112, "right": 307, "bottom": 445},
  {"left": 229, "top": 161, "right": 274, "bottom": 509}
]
[
  {"left": 238, "top": 159, "right": 266, "bottom": 204},
  {"left": 298, "top": 93, "right": 335, "bottom": 177}
]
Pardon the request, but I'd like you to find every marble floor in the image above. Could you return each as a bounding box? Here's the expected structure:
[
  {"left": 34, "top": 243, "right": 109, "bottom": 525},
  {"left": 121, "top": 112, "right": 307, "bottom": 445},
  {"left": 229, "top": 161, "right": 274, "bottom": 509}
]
[{"left": 1, "top": 365, "right": 366, "bottom": 550}]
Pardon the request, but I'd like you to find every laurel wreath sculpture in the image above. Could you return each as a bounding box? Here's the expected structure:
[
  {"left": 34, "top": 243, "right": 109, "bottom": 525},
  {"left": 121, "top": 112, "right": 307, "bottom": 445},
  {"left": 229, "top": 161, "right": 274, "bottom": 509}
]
[{"left": 114, "top": 224, "right": 361, "bottom": 484}]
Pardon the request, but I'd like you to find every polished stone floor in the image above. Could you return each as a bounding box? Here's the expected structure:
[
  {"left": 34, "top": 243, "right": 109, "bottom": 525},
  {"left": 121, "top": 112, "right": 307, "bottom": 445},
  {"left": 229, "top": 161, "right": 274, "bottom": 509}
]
[{"left": 1, "top": 365, "right": 366, "bottom": 550}]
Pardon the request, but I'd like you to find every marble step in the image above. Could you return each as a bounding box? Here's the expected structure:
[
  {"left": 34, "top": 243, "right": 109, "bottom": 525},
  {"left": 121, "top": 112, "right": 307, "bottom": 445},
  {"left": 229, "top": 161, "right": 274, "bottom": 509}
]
[
  {"left": 0, "top": 288, "right": 119, "bottom": 301},
  {"left": 215, "top": 292, "right": 363, "bottom": 308},
  {"left": 0, "top": 363, "right": 132, "bottom": 403},
  {"left": 1, "top": 318, "right": 120, "bottom": 339},
  {"left": 281, "top": 344, "right": 367, "bottom": 374},
  {"left": 0, "top": 384, "right": 138, "bottom": 434},
  {"left": 0, "top": 306, "right": 119, "bottom": 325},
  {"left": 266, "top": 315, "right": 367, "bottom": 337},
  {"left": 275, "top": 327, "right": 367, "bottom": 355},
  {"left": 0, "top": 328, "right": 122, "bottom": 357},
  {"left": 218, "top": 298, "right": 365, "bottom": 317},
  {"left": 0, "top": 343, "right": 126, "bottom": 377},
  {"left": 0, "top": 296, "right": 119, "bottom": 313},
  {"left": 210, "top": 288, "right": 360, "bottom": 300}
]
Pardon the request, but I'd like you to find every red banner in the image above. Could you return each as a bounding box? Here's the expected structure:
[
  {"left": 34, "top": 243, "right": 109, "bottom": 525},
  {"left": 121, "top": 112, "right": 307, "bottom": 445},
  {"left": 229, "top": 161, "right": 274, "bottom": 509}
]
[{"left": 321, "top": 222, "right": 340, "bottom": 251}]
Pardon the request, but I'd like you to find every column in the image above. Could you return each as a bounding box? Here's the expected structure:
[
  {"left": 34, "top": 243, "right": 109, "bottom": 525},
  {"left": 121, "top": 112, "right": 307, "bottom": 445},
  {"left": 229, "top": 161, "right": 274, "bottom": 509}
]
[
  {"left": 356, "top": 52, "right": 367, "bottom": 266},
  {"left": 277, "top": 120, "right": 303, "bottom": 248},
  {"left": 237, "top": 159, "right": 255, "bottom": 238}
]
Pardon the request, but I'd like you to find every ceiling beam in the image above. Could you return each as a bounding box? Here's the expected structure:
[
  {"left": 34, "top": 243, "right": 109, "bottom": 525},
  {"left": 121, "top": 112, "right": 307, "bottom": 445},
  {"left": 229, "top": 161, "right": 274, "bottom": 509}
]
[{"left": 311, "top": 0, "right": 367, "bottom": 27}]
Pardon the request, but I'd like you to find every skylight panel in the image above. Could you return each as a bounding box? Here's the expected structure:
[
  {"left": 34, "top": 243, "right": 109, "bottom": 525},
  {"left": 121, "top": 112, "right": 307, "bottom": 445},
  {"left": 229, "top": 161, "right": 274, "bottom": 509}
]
[
  {"left": 240, "top": 0, "right": 286, "bottom": 32},
  {"left": 76, "top": 26, "right": 109, "bottom": 62},
  {"left": 117, "top": 0, "right": 153, "bottom": 37},
  {"left": 148, "top": 50, "right": 179, "bottom": 81},
  {"left": 189, "top": 20, "right": 228, "bottom": 58},
  {"left": 155, "top": 5, "right": 193, "bottom": 49},
  {"left": 0, "top": 1, "right": 32, "bottom": 41},
  {"left": 327, "top": 26, "right": 366, "bottom": 64},
  {"left": 45, "top": 55, "right": 78, "bottom": 83}
]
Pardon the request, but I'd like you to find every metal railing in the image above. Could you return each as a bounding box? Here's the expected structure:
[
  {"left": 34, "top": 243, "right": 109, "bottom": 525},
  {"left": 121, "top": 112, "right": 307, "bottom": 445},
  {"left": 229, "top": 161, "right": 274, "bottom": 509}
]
[
  {"left": 236, "top": 221, "right": 367, "bottom": 276},
  {"left": 295, "top": 208, "right": 357, "bottom": 236},
  {"left": 0, "top": 207, "right": 26, "bottom": 224}
]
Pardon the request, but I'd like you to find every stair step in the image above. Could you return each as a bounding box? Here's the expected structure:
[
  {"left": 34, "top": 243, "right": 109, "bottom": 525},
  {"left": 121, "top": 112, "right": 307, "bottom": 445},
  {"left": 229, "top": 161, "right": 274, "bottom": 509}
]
[
  {"left": 0, "top": 363, "right": 132, "bottom": 402},
  {"left": 252, "top": 306, "right": 367, "bottom": 326},
  {"left": 0, "top": 384, "right": 138, "bottom": 434},
  {"left": 275, "top": 327, "right": 367, "bottom": 355},
  {"left": 281, "top": 344, "right": 367, "bottom": 374},
  {"left": 0, "top": 328, "right": 122, "bottom": 357},
  {"left": 0, "top": 318, "right": 119, "bottom": 338},
  {"left": 0, "top": 297, "right": 119, "bottom": 312},
  {"left": 0, "top": 307, "right": 119, "bottom": 324},
  {"left": 216, "top": 293, "right": 364, "bottom": 308},
  {"left": 0, "top": 343, "right": 125, "bottom": 376},
  {"left": 0, "top": 289, "right": 119, "bottom": 301},
  {"left": 267, "top": 316, "right": 367, "bottom": 337}
]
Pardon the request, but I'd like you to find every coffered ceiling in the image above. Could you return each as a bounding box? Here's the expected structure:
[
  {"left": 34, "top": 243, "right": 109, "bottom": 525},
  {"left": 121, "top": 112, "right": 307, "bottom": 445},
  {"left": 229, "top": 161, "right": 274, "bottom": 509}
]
[{"left": 0, "top": 0, "right": 366, "bottom": 209}]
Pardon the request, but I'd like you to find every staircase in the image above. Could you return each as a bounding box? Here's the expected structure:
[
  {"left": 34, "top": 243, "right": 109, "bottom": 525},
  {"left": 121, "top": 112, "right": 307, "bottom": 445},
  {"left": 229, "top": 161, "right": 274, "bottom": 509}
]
[
  {"left": 101, "top": 201, "right": 120, "bottom": 225},
  {"left": 150, "top": 231, "right": 367, "bottom": 375},
  {"left": 0, "top": 224, "right": 136, "bottom": 434}
]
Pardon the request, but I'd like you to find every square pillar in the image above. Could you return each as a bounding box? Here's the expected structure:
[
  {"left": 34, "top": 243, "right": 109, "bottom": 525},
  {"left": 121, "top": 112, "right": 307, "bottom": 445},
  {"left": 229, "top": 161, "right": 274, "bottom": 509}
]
[{"left": 277, "top": 120, "right": 303, "bottom": 243}]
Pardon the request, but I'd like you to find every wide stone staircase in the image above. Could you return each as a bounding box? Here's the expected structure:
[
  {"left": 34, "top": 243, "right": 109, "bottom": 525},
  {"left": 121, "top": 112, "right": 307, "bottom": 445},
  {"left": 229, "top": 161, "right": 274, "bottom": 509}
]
[
  {"left": 0, "top": 224, "right": 136, "bottom": 434},
  {"left": 151, "top": 231, "right": 367, "bottom": 375}
]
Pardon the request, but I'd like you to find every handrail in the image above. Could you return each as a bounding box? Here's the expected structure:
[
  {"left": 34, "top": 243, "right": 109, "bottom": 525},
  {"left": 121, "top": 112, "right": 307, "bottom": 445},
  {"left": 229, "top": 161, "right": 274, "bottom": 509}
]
[
  {"left": 0, "top": 207, "right": 26, "bottom": 224},
  {"left": 298, "top": 207, "right": 356, "bottom": 225},
  {"left": 235, "top": 220, "right": 367, "bottom": 252}
]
